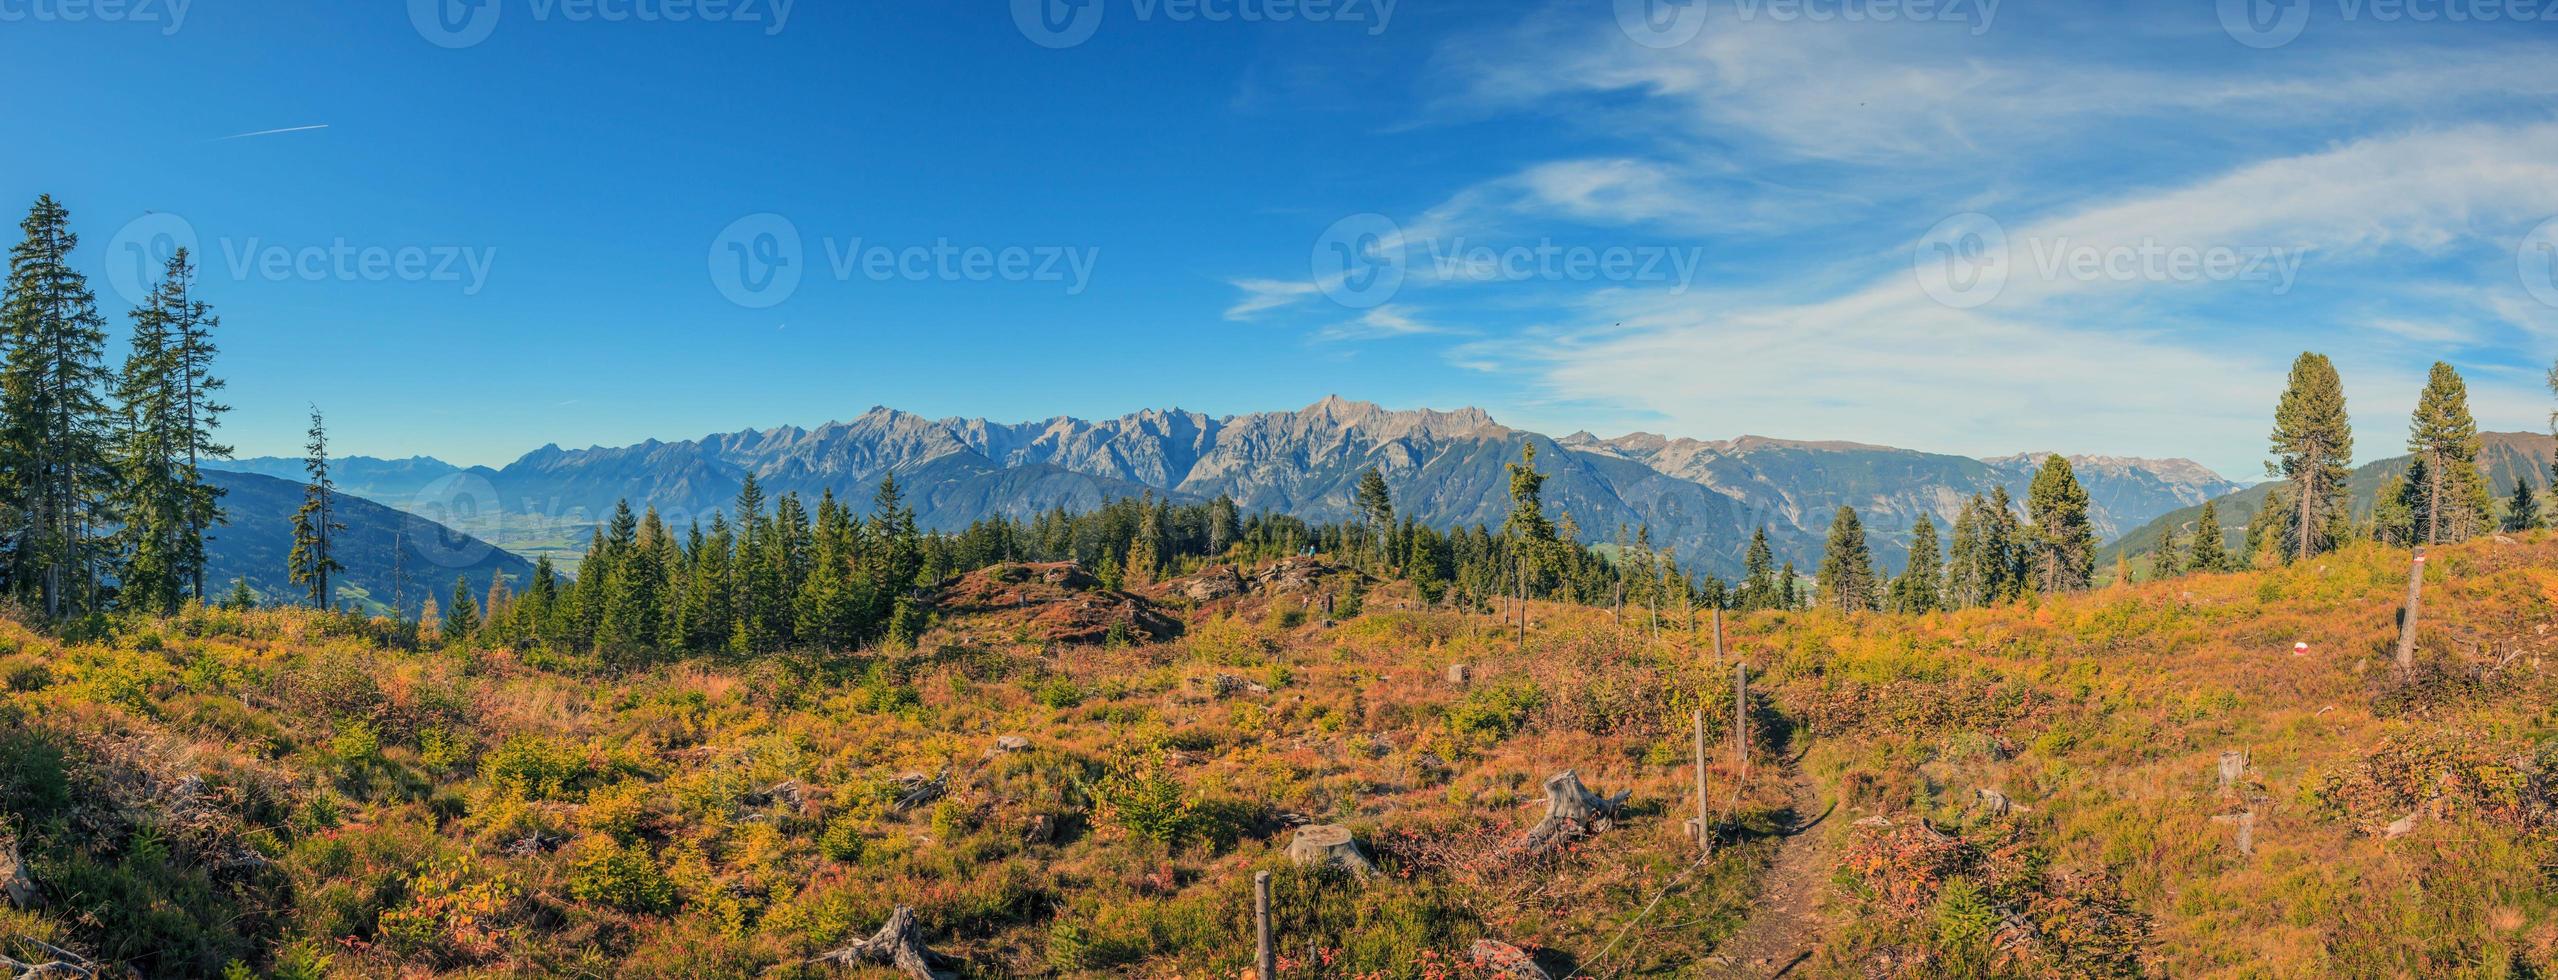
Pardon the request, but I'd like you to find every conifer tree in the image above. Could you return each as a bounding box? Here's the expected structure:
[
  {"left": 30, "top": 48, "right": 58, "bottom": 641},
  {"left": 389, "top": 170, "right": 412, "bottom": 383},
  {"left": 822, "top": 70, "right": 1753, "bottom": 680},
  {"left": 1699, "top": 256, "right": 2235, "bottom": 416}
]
[
  {"left": 1739, "top": 526, "right": 1776, "bottom": 610},
  {"left": 286, "top": 408, "right": 345, "bottom": 609},
  {"left": 2026, "top": 455, "right": 2096, "bottom": 593},
  {"left": 1777, "top": 561, "right": 1799, "bottom": 609},
  {"left": 2, "top": 196, "right": 117, "bottom": 616},
  {"left": 1354, "top": 467, "right": 1393, "bottom": 569},
  {"left": 2505, "top": 480, "right": 2541, "bottom": 532},
  {"left": 222, "top": 576, "right": 256, "bottom": 611},
  {"left": 1814, "top": 505, "right": 1877, "bottom": 612},
  {"left": 1889, "top": 517, "right": 1943, "bottom": 613},
  {"left": 2188, "top": 500, "right": 2228, "bottom": 572},
  {"left": 2149, "top": 527, "right": 2183, "bottom": 581},
  {"left": 2408, "top": 361, "right": 2486, "bottom": 544},
  {"left": 2268, "top": 352, "right": 2352, "bottom": 561},
  {"left": 445, "top": 574, "right": 479, "bottom": 639}
]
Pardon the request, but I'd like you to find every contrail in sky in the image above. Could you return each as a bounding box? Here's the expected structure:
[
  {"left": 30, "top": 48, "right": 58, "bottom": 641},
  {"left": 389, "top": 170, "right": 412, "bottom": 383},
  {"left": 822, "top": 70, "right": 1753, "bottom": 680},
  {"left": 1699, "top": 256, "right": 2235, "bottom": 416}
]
[{"left": 214, "top": 124, "right": 330, "bottom": 141}]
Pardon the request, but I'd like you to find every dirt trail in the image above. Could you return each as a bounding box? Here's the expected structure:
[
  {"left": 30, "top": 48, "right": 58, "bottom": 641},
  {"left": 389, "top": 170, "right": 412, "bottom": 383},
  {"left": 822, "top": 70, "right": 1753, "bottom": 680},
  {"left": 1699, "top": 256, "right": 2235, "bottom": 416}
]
[{"left": 1701, "top": 749, "right": 1835, "bottom": 979}]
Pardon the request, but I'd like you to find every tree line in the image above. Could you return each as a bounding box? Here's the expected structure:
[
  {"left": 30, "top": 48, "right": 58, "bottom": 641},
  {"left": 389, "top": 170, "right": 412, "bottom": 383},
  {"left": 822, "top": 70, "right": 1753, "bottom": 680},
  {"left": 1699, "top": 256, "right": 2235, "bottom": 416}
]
[{"left": 0, "top": 195, "right": 231, "bottom": 620}]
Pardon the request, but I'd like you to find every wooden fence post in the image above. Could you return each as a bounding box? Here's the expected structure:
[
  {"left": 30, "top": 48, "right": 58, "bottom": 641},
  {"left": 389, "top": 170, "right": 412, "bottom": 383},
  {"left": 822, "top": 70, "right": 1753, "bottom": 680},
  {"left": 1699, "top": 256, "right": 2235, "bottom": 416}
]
[
  {"left": 1712, "top": 606, "right": 1725, "bottom": 661},
  {"left": 2395, "top": 546, "right": 2426, "bottom": 676},
  {"left": 1254, "top": 871, "right": 1274, "bottom": 980},
  {"left": 1734, "top": 663, "right": 1750, "bottom": 786},
  {"left": 1693, "top": 708, "right": 1712, "bottom": 857}
]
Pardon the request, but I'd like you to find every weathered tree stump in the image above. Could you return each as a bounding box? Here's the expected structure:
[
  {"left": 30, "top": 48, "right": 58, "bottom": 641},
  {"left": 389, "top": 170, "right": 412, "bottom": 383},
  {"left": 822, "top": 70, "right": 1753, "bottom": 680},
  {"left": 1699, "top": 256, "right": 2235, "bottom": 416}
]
[
  {"left": 1447, "top": 663, "right": 1470, "bottom": 687},
  {"left": 1023, "top": 813, "right": 1056, "bottom": 845},
  {"left": 1285, "top": 824, "right": 1376, "bottom": 877},
  {"left": 810, "top": 906, "right": 953, "bottom": 979},
  {"left": 1520, "top": 770, "right": 1629, "bottom": 851},
  {"left": 2217, "top": 750, "right": 2248, "bottom": 794},
  {"left": 1974, "top": 788, "right": 2028, "bottom": 815},
  {"left": 0, "top": 834, "right": 33, "bottom": 908},
  {"left": 2211, "top": 809, "right": 2257, "bottom": 856},
  {"left": 993, "top": 735, "right": 1031, "bottom": 753},
  {"left": 1469, "top": 939, "right": 1552, "bottom": 979}
]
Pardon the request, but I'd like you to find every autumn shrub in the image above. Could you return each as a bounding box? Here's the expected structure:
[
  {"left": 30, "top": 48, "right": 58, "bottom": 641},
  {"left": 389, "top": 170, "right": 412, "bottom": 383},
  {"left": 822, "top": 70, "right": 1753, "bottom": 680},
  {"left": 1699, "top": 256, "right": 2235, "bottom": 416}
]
[{"left": 567, "top": 834, "right": 677, "bottom": 914}]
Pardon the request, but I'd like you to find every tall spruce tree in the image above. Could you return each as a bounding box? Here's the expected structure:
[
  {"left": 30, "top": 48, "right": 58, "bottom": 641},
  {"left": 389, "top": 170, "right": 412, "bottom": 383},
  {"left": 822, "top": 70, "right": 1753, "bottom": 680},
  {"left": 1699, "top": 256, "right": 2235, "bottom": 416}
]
[
  {"left": 2408, "top": 361, "right": 2487, "bottom": 544},
  {"left": 444, "top": 574, "right": 479, "bottom": 639},
  {"left": 1814, "top": 505, "right": 1878, "bottom": 612},
  {"left": 1889, "top": 517, "right": 1943, "bottom": 613},
  {"left": 2, "top": 196, "right": 117, "bottom": 616},
  {"left": 1354, "top": 467, "right": 1393, "bottom": 569},
  {"left": 2026, "top": 455, "right": 2096, "bottom": 593},
  {"left": 2268, "top": 352, "right": 2353, "bottom": 561},
  {"left": 286, "top": 408, "right": 345, "bottom": 609}
]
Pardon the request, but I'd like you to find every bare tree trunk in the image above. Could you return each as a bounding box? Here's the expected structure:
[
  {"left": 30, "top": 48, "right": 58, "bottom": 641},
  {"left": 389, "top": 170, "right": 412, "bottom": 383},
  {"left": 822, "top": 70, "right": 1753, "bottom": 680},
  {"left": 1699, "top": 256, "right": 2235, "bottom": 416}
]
[
  {"left": 1733, "top": 664, "right": 1750, "bottom": 785},
  {"left": 1692, "top": 708, "right": 1712, "bottom": 857},
  {"left": 2297, "top": 460, "right": 2318, "bottom": 561},
  {"left": 2395, "top": 546, "right": 2426, "bottom": 676},
  {"left": 1254, "top": 871, "right": 1275, "bottom": 980}
]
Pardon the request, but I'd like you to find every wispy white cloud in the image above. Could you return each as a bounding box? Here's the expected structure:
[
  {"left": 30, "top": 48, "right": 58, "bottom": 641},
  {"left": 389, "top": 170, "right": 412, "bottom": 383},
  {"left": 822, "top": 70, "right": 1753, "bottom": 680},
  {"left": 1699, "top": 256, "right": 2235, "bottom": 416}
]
[
  {"left": 1317, "top": 305, "right": 1451, "bottom": 343},
  {"left": 1225, "top": 277, "right": 1322, "bottom": 320}
]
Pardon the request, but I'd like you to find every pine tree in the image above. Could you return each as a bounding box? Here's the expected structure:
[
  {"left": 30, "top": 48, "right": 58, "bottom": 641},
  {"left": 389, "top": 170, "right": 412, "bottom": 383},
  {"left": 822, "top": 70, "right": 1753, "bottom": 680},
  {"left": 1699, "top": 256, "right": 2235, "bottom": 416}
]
[
  {"left": 2188, "top": 500, "right": 2228, "bottom": 572},
  {"left": 2408, "top": 361, "right": 2487, "bottom": 545},
  {"left": 1740, "top": 526, "right": 1776, "bottom": 610},
  {"left": 113, "top": 256, "right": 183, "bottom": 615},
  {"left": 1814, "top": 505, "right": 1877, "bottom": 612},
  {"left": 222, "top": 576, "right": 256, "bottom": 611},
  {"left": 1888, "top": 517, "right": 1943, "bottom": 613},
  {"left": 2268, "top": 352, "right": 2352, "bottom": 561},
  {"left": 2149, "top": 527, "right": 2183, "bottom": 581},
  {"left": 286, "top": 408, "right": 345, "bottom": 608},
  {"left": 2026, "top": 455, "right": 2096, "bottom": 593},
  {"left": 2505, "top": 480, "right": 2541, "bottom": 532},
  {"left": 2, "top": 196, "right": 117, "bottom": 617},
  {"left": 165, "top": 248, "right": 229, "bottom": 603},
  {"left": 2372, "top": 466, "right": 2423, "bottom": 547},
  {"left": 444, "top": 574, "right": 479, "bottom": 639},
  {"left": 1777, "top": 561, "right": 1799, "bottom": 610},
  {"left": 1355, "top": 467, "right": 1393, "bottom": 569}
]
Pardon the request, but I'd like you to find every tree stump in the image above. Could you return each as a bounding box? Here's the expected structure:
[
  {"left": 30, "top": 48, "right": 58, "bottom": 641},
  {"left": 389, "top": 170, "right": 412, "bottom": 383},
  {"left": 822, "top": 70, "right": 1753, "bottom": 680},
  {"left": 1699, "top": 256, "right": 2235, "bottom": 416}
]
[
  {"left": 2216, "top": 750, "right": 2248, "bottom": 794},
  {"left": 0, "top": 834, "right": 32, "bottom": 908},
  {"left": 1520, "top": 770, "right": 1628, "bottom": 850},
  {"left": 994, "top": 735, "right": 1031, "bottom": 753},
  {"left": 811, "top": 906, "right": 953, "bottom": 979},
  {"left": 1447, "top": 663, "right": 1470, "bottom": 687},
  {"left": 1023, "top": 814, "right": 1056, "bottom": 845},
  {"left": 1285, "top": 824, "right": 1376, "bottom": 877},
  {"left": 2211, "top": 809, "right": 2256, "bottom": 856},
  {"left": 1469, "top": 939, "right": 1552, "bottom": 979}
]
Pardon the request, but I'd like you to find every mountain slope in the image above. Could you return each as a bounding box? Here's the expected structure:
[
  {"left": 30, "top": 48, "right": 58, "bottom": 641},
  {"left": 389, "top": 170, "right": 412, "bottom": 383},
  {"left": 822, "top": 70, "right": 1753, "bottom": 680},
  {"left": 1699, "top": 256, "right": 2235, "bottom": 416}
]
[
  {"left": 203, "top": 470, "right": 534, "bottom": 615},
  {"left": 226, "top": 398, "right": 2238, "bottom": 578}
]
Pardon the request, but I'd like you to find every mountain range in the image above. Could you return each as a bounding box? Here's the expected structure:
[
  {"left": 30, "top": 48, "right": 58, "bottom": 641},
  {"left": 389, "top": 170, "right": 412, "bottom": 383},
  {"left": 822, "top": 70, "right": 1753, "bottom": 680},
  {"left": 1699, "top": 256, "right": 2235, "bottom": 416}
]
[{"left": 218, "top": 398, "right": 2241, "bottom": 577}]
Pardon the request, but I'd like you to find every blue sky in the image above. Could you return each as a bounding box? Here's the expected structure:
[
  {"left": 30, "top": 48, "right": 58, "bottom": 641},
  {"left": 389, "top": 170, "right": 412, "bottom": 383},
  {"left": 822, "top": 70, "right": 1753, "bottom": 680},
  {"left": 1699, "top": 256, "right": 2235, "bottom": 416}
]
[{"left": 4, "top": 0, "right": 2557, "bottom": 478}]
